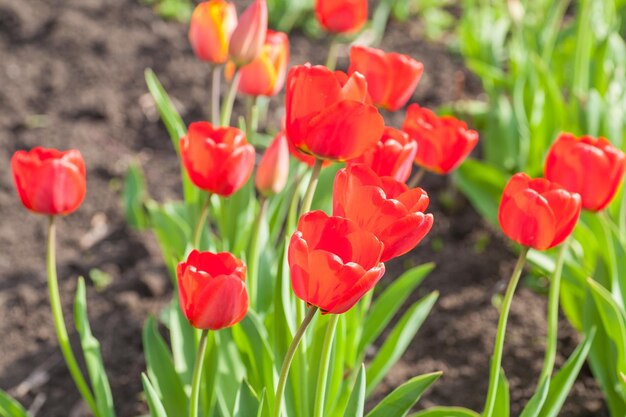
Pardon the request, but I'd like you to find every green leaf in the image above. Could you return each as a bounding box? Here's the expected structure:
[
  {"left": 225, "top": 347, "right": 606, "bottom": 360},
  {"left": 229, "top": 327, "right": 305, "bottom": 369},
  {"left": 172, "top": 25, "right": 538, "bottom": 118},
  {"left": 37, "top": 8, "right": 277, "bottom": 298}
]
[
  {"left": 343, "top": 364, "right": 366, "bottom": 417},
  {"left": 168, "top": 297, "right": 196, "bottom": 387},
  {"left": 146, "top": 200, "right": 191, "bottom": 277},
  {"left": 234, "top": 381, "right": 260, "bottom": 417},
  {"left": 142, "top": 316, "right": 188, "bottom": 417},
  {"left": 366, "top": 372, "right": 442, "bottom": 417},
  {"left": 360, "top": 263, "right": 434, "bottom": 354},
  {"left": 0, "top": 389, "right": 30, "bottom": 417},
  {"left": 123, "top": 162, "right": 149, "bottom": 229},
  {"left": 366, "top": 292, "right": 439, "bottom": 396},
  {"left": 73, "top": 277, "right": 116, "bottom": 417},
  {"left": 141, "top": 373, "right": 169, "bottom": 417},
  {"left": 410, "top": 406, "right": 480, "bottom": 417},
  {"left": 454, "top": 159, "right": 508, "bottom": 225},
  {"left": 493, "top": 368, "right": 510, "bottom": 417}
]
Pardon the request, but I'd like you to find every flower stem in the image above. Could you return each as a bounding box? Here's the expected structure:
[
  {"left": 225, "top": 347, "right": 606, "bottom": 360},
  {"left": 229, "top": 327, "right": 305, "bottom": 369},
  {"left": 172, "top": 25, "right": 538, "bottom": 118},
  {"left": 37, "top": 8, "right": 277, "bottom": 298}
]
[
  {"left": 245, "top": 95, "right": 259, "bottom": 144},
  {"left": 248, "top": 196, "right": 268, "bottom": 308},
  {"left": 483, "top": 246, "right": 529, "bottom": 417},
  {"left": 47, "top": 216, "right": 101, "bottom": 417},
  {"left": 274, "top": 306, "right": 318, "bottom": 417},
  {"left": 192, "top": 194, "right": 212, "bottom": 249},
  {"left": 210, "top": 65, "right": 222, "bottom": 126},
  {"left": 325, "top": 38, "right": 340, "bottom": 71},
  {"left": 407, "top": 167, "right": 426, "bottom": 188},
  {"left": 313, "top": 314, "right": 339, "bottom": 417},
  {"left": 300, "top": 159, "right": 323, "bottom": 217},
  {"left": 220, "top": 70, "right": 241, "bottom": 127},
  {"left": 189, "top": 329, "right": 210, "bottom": 417}
]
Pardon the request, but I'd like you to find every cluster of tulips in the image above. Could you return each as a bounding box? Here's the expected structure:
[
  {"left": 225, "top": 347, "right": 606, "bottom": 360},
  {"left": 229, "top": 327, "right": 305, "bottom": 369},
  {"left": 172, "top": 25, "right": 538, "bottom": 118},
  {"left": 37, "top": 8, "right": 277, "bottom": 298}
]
[{"left": 7, "top": 0, "right": 626, "bottom": 416}]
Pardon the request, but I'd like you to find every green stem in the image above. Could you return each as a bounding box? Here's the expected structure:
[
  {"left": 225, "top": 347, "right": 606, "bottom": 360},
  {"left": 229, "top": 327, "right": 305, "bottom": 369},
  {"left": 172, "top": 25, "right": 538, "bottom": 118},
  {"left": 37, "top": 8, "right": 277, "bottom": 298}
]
[
  {"left": 300, "top": 159, "right": 323, "bottom": 217},
  {"left": 483, "top": 246, "right": 529, "bottom": 417},
  {"left": 47, "top": 216, "right": 102, "bottom": 417},
  {"left": 220, "top": 70, "right": 241, "bottom": 127},
  {"left": 407, "top": 167, "right": 426, "bottom": 188},
  {"left": 313, "top": 315, "right": 339, "bottom": 417},
  {"left": 325, "top": 38, "right": 341, "bottom": 71},
  {"left": 192, "top": 194, "right": 212, "bottom": 249},
  {"left": 248, "top": 197, "right": 268, "bottom": 308},
  {"left": 211, "top": 65, "right": 222, "bottom": 126},
  {"left": 599, "top": 211, "right": 624, "bottom": 308},
  {"left": 189, "top": 330, "right": 210, "bottom": 417},
  {"left": 245, "top": 95, "right": 259, "bottom": 144},
  {"left": 274, "top": 306, "right": 318, "bottom": 417}
]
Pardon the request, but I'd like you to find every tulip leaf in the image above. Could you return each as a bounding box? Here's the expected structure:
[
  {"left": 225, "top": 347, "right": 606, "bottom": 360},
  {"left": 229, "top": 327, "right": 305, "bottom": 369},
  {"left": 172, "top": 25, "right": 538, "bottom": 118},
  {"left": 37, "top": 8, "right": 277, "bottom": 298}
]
[
  {"left": 167, "top": 297, "right": 196, "bottom": 387},
  {"left": 123, "top": 162, "right": 149, "bottom": 230},
  {"left": 359, "top": 263, "right": 435, "bottom": 354},
  {"left": 142, "top": 316, "right": 188, "bottom": 417},
  {"left": 73, "top": 277, "right": 116, "bottom": 417},
  {"left": 343, "top": 364, "right": 366, "bottom": 417},
  {"left": 493, "top": 368, "right": 510, "bottom": 417},
  {"left": 454, "top": 159, "right": 507, "bottom": 225},
  {"left": 0, "top": 389, "right": 30, "bottom": 417},
  {"left": 141, "top": 373, "right": 169, "bottom": 417},
  {"left": 366, "top": 292, "right": 438, "bottom": 396},
  {"left": 365, "top": 372, "right": 442, "bottom": 417},
  {"left": 234, "top": 381, "right": 260, "bottom": 417},
  {"left": 146, "top": 200, "right": 191, "bottom": 277},
  {"left": 410, "top": 406, "right": 480, "bottom": 417}
]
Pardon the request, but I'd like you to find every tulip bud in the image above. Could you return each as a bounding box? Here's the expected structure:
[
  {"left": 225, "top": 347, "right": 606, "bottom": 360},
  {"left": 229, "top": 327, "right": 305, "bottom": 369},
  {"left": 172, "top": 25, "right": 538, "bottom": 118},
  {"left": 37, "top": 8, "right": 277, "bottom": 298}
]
[
  {"left": 256, "top": 132, "right": 290, "bottom": 196},
  {"left": 228, "top": 0, "right": 268, "bottom": 67},
  {"left": 315, "top": 0, "right": 368, "bottom": 34},
  {"left": 188, "top": 0, "right": 238, "bottom": 64}
]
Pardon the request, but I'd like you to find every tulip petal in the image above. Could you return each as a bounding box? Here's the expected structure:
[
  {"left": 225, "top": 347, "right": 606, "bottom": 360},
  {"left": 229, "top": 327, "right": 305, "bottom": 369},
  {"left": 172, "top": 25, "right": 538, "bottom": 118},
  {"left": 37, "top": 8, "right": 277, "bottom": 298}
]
[{"left": 499, "top": 189, "right": 556, "bottom": 250}]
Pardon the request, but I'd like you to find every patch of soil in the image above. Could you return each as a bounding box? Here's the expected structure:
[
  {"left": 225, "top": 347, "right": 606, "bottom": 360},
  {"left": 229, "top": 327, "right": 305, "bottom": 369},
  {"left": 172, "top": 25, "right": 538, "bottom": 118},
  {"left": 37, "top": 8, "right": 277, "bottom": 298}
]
[{"left": 0, "top": 0, "right": 606, "bottom": 416}]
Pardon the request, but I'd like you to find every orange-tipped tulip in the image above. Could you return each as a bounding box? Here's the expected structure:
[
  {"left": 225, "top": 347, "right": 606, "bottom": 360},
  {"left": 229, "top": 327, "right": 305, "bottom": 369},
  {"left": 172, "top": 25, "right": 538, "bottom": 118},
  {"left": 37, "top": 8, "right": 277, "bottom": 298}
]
[
  {"left": 180, "top": 122, "right": 255, "bottom": 197},
  {"left": 256, "top": 132, "right": 290, "bottom": 196},
  {"left": 402, "top": 104, "right": 479, "bottom": 174},
  {"left": 348, "top": 127, "right": 417, "bottom": 183},
  {"left": 315, "top": 0, "right": 367, "bottom": 34},
  {"left": 236, "top": 30, "right": 289, "bottom": 97},
  {"left": 349, "top": 45, "right": 424, "bottom": 111},
  {"left": 11, "top": 147, "right": 86, "bottom": 216},
  {"left": 333, "top": 164, "right": 433, "bottom": 261},
  {"left": 498, "top": 173, "right": 581, "bottom": 250},
  {"left": 285, "top": 64, "right": 384, "bottom": 161},
  {"left": 288, "top": 211, "right": 385, "bottom": 314},
  {"left": 228, "top": 0, "right": 267, "bottom": 66},
  {"left": 177, "top": 250, "right": 248, "bottom": 330},
  {"left": 545, "top": 133, "right": 626, "bottom": 212},
  {"left": 188, "top": 0, "right": 237, "bottom": 64}
]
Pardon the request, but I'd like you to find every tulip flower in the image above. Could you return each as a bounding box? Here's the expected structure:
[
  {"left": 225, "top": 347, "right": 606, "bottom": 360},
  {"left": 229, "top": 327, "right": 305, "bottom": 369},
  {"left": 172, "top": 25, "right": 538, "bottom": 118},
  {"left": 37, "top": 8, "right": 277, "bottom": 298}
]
[
  {"left": 188, "top": 0, "right": 238, "bottom": 64},
  {"left": 228, "top": 0, "right": 268, "bottom": 67},
  {"left": 177, "top": 250, "right": 249, "bottom": 330},
  {"left": 333, "top": 164, "right": 433, "bottom": 261},
  {"left": 402, "top": 104, "right": 479, "bottom": 174},
  {"left": 498, "top": 173, "right": 581, "bottom": 250},
  {"left": 315, "top": 0, "right": 368, "bottom": 34},
  {"left": 233, "top": 30, "right": 289, "bottom": 97},
  {"left": 285, "top": 64, "right": 384, "bottom": 161},
  {"left": 348, "top": 127, "right": 417, "bottom": 183},
  {"left": 288, "top": 211, "right": 385, "bottom": 314},
  {"left": 256, "top": 132, "right": 290, "bottom": 196},
  {"left": 348, "top": 46, "right": 424, "bottom": 111},
  {"left": 544, "top": 133, "right": 626, "bottom": 212},
  {"left": 11, "top": 147, "right": 86, "bottom": 216},
  {"left": 180, "top": 122, "right": 255, "bottom": 196}
]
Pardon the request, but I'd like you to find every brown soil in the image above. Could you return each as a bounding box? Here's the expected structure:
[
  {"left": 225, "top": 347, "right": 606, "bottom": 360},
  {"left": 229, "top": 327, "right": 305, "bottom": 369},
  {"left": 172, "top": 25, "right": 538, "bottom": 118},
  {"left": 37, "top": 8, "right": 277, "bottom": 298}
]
[{"left": 0, "top": 0, "right": 607, "bottom": 416}]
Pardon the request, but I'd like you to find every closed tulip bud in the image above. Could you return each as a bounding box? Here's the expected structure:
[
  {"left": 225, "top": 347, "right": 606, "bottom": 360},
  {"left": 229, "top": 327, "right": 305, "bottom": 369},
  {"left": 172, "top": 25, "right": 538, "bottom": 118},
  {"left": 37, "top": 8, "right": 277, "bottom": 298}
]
[
  {"left": 315, "top": 0, "right": 367, "bottom": 34},
  {"left": 177, "top": 250, "right": 249, "bottom": 330},
  {"left": 256, "top": 132, "right": 290, "bottom": 196},
  {"left": 349, "top": 46, "right": 424, "bottom": 111},
  {"left": 11, "top": 147, "right": 86, "bottom": 216},
  {"left": 333, "top": 164, "right": 433, "bottom": 261},
  {"left": 499, "top": 173, "right": 581, "bottom": 250},
  {"left": 402, "top": 104, "right": 479, "bottom": 174},
  {"left": 228, "top": 0, "right": 268, "bottom": 67},
  {"left": 545, "top": 133, "right": 626, "bottom": 212},
  {"left": 288, "top": 211, "right": 385, "bottom": 314},
  {"left": 348, "top": 127, "right": 417, "bottom": 183},
  {"left": 180, "top": 122, "right": 255, "bottom": 197},
  {"left": 285, "top": 64, "right": 384, "bottom": 161},
  {"left": 188, "top": 0, "right": 238, "bottom": 64}
]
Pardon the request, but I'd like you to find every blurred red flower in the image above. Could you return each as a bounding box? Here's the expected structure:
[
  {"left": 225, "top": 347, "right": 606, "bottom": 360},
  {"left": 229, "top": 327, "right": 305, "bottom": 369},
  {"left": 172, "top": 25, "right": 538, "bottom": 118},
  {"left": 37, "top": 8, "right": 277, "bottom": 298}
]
[
  {"left": 188, "top": 0, "right": 237, "bottom": 64},
  {"left": 256, "top": 131, "right": 290, "bottom": 196},
  {"left": 228, "top": 0, "right": 267, "bottom": 66},
  {"left": 236, "top": 30, "right": 289, "bottom": 97},
  {"left": 315, "top": 0, "right": 367, "bottom": 34}
]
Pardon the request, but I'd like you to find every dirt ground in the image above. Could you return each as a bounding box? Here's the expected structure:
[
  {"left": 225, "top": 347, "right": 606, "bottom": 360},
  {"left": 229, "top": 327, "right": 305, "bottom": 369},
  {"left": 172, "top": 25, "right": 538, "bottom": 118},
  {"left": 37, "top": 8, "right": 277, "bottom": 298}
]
[{"left": 0, "top": 0, "right": 607, "bottom": 416}]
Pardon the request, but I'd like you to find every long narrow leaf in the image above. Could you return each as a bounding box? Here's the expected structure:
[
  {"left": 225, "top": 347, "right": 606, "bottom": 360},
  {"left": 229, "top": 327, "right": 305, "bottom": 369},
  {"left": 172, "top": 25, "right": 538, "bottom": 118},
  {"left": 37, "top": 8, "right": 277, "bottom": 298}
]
[
  {"left": 0, "top": 390, "right": 30, "bottom": 417},
  {"left": 343, "top": 364, "right": 366, "bottom": 417},
  {"left": 366, "top": 372, "right": 442, "bottom": 417},
  {"left": 141, "top": 373, "right": 168, "bottom": 417}
]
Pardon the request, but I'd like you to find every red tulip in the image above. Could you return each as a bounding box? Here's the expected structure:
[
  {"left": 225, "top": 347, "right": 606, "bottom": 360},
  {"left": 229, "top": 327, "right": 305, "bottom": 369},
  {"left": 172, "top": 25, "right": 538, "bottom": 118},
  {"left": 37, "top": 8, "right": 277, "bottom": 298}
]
[
  {"left": 498, "top": 173, "right": 581, "bottom": 250},
  {"left": 544, "top": 133, "right": 626, "bottom": 212},
  {"left": 285, "top": 64, "right": 384, "bottom": 161},
  {"left": 177, "top": 250, "right": 248, "bottom": 330},
  {"left": 11, "top": 147, "right": 86, "bottom": 216},
  {"left": 235, "top": 30, "right": 289, "bottom": 97},
  {"left": 288, "top": 211, "right": 385, "bottom": 314},
  {"left": 228, "top": 0, "right": 267, "bottom": 66},
  {"left": 188, "top": 0, "right": 238, "bottom": 64},
  {"left": 402, "top": 104, "right": 479, "bottom": 174},
  {"left": 348, "top": 127, "right": 417, "bottom": 183},
  {"left": 180, "top": 122, "right": 255, "bottom": 196},
  {"left": 333, "top": 164, "right": 433, "bottom": 261},
  {"left": 256, "top": 132, "right": 289, "bottom": 196},
  {"left": 315, "top": 0, "right": 367, "bottom": 34},
  {"left": 348, "top": 45, "right": 424, "bottom": 111}
]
